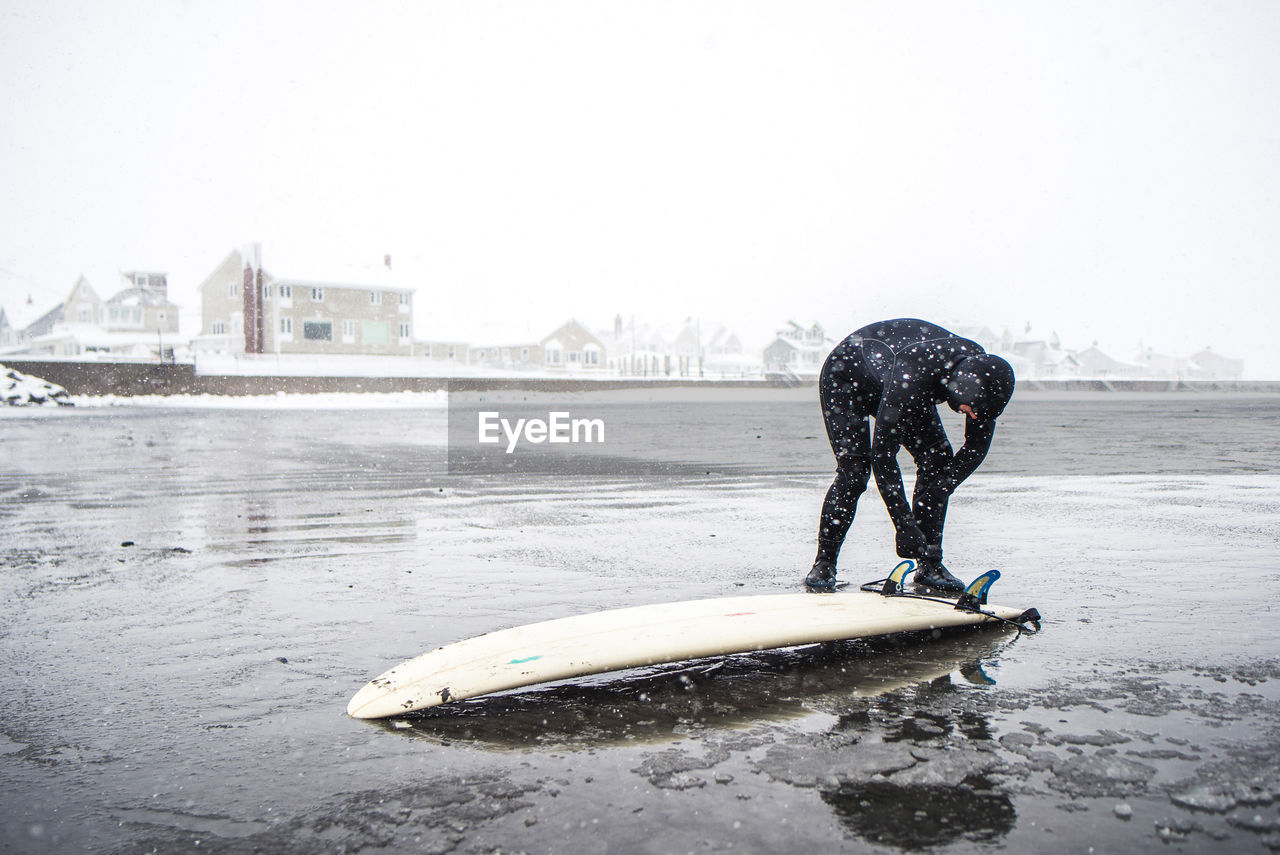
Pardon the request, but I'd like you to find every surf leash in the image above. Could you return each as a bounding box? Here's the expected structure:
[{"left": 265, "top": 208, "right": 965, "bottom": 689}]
[{"left": 859, "top": 561, "right": 1042, "bottom": 636}]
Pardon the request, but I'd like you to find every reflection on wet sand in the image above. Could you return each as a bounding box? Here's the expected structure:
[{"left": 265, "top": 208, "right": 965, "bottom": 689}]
[
  {"left": 376, "top": 624, "right": 1022, "bottom": 750},
  {"left": 824, "top": 778, "right": 1016, "bottom": 850},
  {"left": 821, "top": 676, "right": 1015, "bottom": 849}
]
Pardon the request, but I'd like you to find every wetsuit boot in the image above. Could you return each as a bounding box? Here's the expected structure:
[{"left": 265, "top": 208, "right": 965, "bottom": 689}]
[
  {"left": 913, "top": 559, "right": 964, "bottom": 593},
  {"left": 805, "top": 559, "right": 838, "bottom": 592},
  {"left": 913, "top": 545, "right": 964, "bottom": 593}
]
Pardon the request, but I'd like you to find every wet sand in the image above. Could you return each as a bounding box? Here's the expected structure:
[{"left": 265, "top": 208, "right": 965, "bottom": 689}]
[{"left": 1, "top": 392, "right": 1278, "bottom": 853}]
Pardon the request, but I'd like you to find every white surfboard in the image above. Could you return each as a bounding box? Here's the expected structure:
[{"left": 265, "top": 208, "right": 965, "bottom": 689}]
[{"left": 348, "top": 582, "right": 1036, "bottom": 719}]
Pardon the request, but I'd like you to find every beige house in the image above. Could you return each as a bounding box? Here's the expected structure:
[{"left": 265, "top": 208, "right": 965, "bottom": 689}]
[
  {"left": 107, "top": 272, "right": 180, "bottom": 334},
  {"left": 417, "top": 340, "right": 470, "bottom": 364},
  {"left": 464, "top": 319, "right": 602, "bottom": 372},
  {"left": 198, "top": 246, "right": 414, "bottom": 356},
  {"left": 53, "top": 271, "right": 180, "bottom": 334},
  {"left": 468, "top": 340, "right": 542, "bottom": 370},
  {"left": 15, "top": 271, "right": 181, "bottom": 358},
  {"left": 541, "top": 319, "right": 604, "bottom": 370},
  {"left": 62, "top": 276, "right": 104, "bottom": 326}
]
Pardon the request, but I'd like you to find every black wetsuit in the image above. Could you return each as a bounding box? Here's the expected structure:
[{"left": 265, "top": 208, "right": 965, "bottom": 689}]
[{"left": 815, "top": 318, "right": 1006, "bottom": 566}]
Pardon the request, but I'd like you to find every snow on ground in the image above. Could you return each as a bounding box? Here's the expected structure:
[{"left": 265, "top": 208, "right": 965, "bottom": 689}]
[
  {"left": 0, "top": 363, "right": 71, "bottom": 406},
  {"left": 69, "top": 390, "right": 449, "bottom": 409}
]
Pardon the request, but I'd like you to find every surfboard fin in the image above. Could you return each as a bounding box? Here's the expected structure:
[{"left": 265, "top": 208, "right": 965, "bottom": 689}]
[
  {"left": 955, "top": 569, "right": 1000, "bottom": 612},
  {"left": 881, "top": 560, "right": 915, "bottom": 596}
]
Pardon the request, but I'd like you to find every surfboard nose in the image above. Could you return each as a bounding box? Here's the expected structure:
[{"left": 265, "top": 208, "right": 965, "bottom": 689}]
[{"left": 347, "top": 681, "right": 402, "bottom": 719}]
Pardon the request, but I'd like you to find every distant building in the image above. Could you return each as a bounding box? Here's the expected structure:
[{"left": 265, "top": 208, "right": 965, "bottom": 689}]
[
  {"left": 1132, "top": 349, "right": 1196, "bottom": 379},
  {"left": 197, "top": 245, "right": 414, "bottom": 356},
  {"left": 541, "top": 319, "right": 604, "bottom": 371},
  {"left": 705, "top": 325, "right": 743, "bottom": 356},
  {"left": 468, "top": 338, "right": 542, "bottom": 370},
  {"left": 1011, "top": 338, "right": 1080, "bottom": 377},
  {"left": 763, "top": 321, "right": 833, "bottom": 377},
  {"left": 0, "top": 295, "right": 50, "bottom": 351},
  {"left": 0, "top": 308, "right": 14, "bottom": 349},
  {"left": 603, "top": 317, "right": 675, "bottom": 376},
  {"left": 22, "top": 303, "right": 64, "bottom": 342},
  {"left": 62, "top": 276, "right": 103, "bottom": 327},
  {"left": 1191, "top": 349, "right": 1244, "bottom": 380},
  {"left": 598, "top": 317, "right": 748, "bottom": 378},
  {"left": 416, "top": 340, "right": 470, "bottom": 364},
  {"left": 463, "top": 319, "right": 605, "bottom": 372},
  {"left": 16, "top": 271, "right": 180, "bottom": 358},
  {"left": 105, "top": 271, "right": 180, "bottom": 334},
  {"left": 1074, "top": 346, "right": 1144, "bottom": 378},
  {"left": 952, "top": 325, "right": 1000, "bottom": 353},
  {"left": 28, "top": 272, "right": 180, "bottom": 336}
]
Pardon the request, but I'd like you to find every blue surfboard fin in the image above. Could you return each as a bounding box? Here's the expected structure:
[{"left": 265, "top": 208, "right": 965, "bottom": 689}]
[
  {"left": 955, "top": 569, "right": 1000, "bottom": 612},
  {"left": 881, "top": 560, "right": 915, "bottom": 596}
]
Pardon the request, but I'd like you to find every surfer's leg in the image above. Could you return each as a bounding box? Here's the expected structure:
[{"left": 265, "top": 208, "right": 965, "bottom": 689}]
[
  {"left": 815, "top": 382, "right": 872, "bottom": 566},
  {"left": 808, "top": 350, "right": 875, "bottom": 590},
  {"left": 909, "top": 414, "right": 964, "bottom": 592},
  {"left": 815, "top": 440, "right": 872, "bottom": 564},
  {"left": 910, "top": 414, "right": 953, "bottom": 552}
]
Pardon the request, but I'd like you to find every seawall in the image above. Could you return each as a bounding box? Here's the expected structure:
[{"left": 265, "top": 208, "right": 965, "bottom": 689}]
[{"left": 4, "top": 359, "right": 1279, "bottom": 397}]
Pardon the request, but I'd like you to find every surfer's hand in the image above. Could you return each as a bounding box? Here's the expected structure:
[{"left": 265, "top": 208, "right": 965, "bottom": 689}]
[{"left": 895, "top": 523, "right": 928, "bottom": 559}]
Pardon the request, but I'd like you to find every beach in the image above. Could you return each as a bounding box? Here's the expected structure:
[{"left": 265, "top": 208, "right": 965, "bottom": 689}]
[{"left": 1, "top": 390, "right": 1277, "bottom": 853}]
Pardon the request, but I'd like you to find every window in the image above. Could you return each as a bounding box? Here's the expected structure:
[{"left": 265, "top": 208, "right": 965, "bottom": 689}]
[
  {"left": 399, "top": 323, "right": 411, "bottom": 338},
  {"left": 546, "top": 348, "right": 561, "bottom": 365},
  {"left": 400, "top": 292, "right": 409, "bottom": 305},
  {"left": 212, "top": 322, "right": 227, "bottom": 335},
  {"left": 262, "top": 284, "right": 272, "bottom": 299},
  {"left": 342, "top": 320, "right": 357, "bottom": 340},
  {"left": 311, "top": 287, "right": 324, "bottom": 302},
  {"left": 568, "top": 351, "right": 580, "bottom": 363},
  {"left": 303, "top": 320, "right": 332, "bottom": 341},
  {"left": 280, "top": 318, "right": 293, "bottom": 334},
  {"left": 280, "top": 285, "right": 292, "bottom": 299},
  {"left": 584, "top": 349, "right": 599, "bottom": 366},
  {"left": 448, "top": 345, "right": 456, "bottom": 359},
  {"left": 369, "top": 291, "right": 382, "bottom": 305},
  {"left": 134, "top": 273, "right": 148, "bottom": 287},
  {"left": 521, "top": 347, "right": 530, "bottom": 361},
  {"left": 229, "top": 282, "right": 238, "bottom": 297}
]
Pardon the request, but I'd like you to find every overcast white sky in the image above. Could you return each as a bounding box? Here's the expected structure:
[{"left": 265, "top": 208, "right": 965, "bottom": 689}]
[{"left": 2, "top": 1, "right": 1278, "bottom": 375}]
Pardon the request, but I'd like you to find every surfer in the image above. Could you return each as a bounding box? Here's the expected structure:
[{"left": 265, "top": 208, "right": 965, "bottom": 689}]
[{"left": 805, "top": 319, "right": 1015, "bottom": 593}]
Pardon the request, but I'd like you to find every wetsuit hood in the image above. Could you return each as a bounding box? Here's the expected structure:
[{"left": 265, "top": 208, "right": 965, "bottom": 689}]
[{"left": 944, "top": 354, "right": 1015, "bottom": 420}]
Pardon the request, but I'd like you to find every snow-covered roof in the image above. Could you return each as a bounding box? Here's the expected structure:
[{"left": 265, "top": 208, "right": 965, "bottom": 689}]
[
  {"left": 0, "top": 269, "right": 60, "bottom": 331},
  {"left": 107, "top": 286, "right": 177, "bottom": 309},
  {"left": 271, "top": 273, "right": 414, "bottom": 294},
  {"left": 248, "top": 244, "right": 415, "bottom": 293},
  {"left": 1075, "top": 346, "right": 1142, "bottom": 373},
  {"left": 766, "top": 335, "right": 831, "bottom": 354}
]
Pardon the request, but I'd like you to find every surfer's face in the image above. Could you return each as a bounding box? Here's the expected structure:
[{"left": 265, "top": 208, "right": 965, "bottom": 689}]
[{"left": 959, "top": 403, "right": 978, "bottom": 420}]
